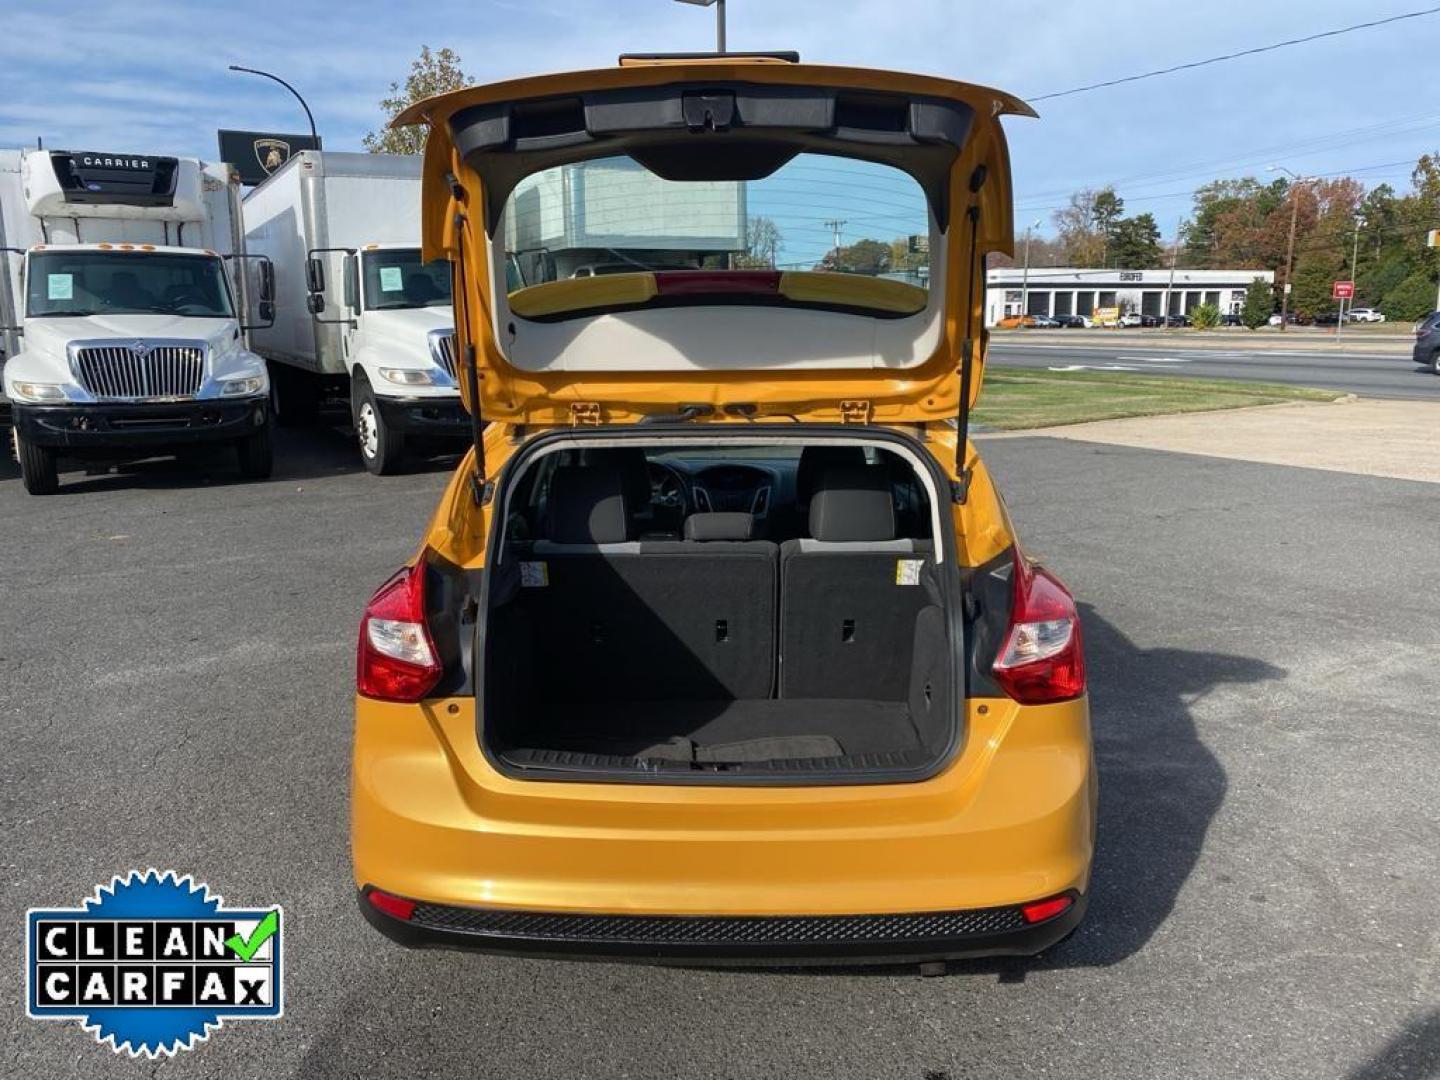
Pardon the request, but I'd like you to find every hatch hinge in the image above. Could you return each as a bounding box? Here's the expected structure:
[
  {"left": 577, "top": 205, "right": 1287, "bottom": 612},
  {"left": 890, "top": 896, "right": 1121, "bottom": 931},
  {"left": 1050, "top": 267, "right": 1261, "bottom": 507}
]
[
  {"left": 839, "top": 399, "right": 872, "bottom": 424},
  {"left": 569, "top": 402, "right": 603, "bottom": 426}
]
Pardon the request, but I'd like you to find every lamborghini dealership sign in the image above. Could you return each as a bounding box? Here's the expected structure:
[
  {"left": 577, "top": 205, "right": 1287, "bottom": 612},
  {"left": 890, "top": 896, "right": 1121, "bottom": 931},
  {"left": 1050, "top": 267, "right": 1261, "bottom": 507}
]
[{"left": 216, "top": 129, "right": 321, "bottom": 186}]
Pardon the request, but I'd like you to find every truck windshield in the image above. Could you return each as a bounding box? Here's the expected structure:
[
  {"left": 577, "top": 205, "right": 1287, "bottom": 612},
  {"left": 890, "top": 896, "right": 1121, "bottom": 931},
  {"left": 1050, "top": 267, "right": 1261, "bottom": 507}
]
[
  {"left": 362, "top": 249, "right": 453, "bottom": 310},
  {"left": 26, "top": 251, "right": 235, "bottom": 318}
]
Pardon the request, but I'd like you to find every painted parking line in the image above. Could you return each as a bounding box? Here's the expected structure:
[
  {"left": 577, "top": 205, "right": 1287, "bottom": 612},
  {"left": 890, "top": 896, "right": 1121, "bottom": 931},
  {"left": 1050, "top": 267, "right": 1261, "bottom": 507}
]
[
  {"left": 1116, "top": 356, "right": 1192, "bottom": 363},
  {"left": 1047, "top": 364, "right": 1141, "bottom": 372}
]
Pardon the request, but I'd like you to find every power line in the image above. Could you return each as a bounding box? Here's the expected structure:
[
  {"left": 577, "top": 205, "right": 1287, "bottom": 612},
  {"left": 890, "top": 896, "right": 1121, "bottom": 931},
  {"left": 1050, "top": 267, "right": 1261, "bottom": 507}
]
[{"left": 1028, "top": 6, "right": 1440, "bottom": 102}]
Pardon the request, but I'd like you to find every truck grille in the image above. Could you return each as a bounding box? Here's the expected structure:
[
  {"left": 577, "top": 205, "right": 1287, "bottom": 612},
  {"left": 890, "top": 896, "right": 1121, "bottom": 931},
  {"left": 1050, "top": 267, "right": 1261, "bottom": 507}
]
[
  {"left": 432, "top": 332, "right": 458, "bottom": 379},
  {"left": 72, "top": 344, "right": 205, "bottom": 400}
]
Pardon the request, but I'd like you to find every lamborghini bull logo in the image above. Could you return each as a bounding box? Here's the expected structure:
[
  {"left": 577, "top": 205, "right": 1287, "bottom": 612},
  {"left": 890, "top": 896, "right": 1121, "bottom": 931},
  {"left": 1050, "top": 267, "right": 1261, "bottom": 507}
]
[{"left": 253, "top": 138, "right": 291, "bottom": 176}]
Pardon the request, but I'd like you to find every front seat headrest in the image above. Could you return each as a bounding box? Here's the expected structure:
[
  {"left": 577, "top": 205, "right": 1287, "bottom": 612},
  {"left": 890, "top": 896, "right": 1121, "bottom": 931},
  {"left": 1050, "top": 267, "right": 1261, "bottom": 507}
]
[
  {"left": 809, "top": 466, "right": 896, "bottom": 542},
  {"left": 544, "top": 466, "right": 629, "bottom": 544},
  {"left": 684, "top": 512, "right": 754, "bottom": 541},
  {"left": 796, "top": 445, "right": 868, "bottom": 506}
]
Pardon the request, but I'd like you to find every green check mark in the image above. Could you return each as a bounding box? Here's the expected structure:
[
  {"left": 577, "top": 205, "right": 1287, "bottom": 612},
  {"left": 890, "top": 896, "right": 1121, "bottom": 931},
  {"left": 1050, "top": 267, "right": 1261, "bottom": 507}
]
[{"left": 225, "top": 910, "right": 279, "bottom": 962}]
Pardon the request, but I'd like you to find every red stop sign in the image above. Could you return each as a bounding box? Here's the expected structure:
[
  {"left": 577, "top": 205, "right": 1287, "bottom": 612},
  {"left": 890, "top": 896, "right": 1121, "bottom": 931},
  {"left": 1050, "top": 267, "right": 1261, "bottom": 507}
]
[{"left": 1333, "top": 281, "right": 1355, "bottom": 299}]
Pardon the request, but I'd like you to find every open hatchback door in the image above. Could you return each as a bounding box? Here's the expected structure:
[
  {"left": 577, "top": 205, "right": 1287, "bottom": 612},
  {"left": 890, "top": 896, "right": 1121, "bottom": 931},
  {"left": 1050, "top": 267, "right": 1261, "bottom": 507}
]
[{"left": 397, "top": 55, "right": 1033, "bottom": 434}]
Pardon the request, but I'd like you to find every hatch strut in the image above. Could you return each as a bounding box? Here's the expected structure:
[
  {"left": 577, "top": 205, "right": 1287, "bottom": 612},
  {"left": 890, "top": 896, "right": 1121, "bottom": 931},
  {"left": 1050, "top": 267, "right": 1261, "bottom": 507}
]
[
  {"left": 954, "top": 186, "right": 983, "bottom": 503},
  {"left": 448, "top": 173, "right": 490, "bottom": 505}
]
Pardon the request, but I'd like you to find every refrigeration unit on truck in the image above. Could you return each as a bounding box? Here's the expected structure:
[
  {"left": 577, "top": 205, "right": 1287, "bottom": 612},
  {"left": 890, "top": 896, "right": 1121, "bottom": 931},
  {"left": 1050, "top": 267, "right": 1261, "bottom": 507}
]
[
  {"left": 242, "top": 151, "right": 466, "bottom": 474},
  {"left": 0, "top": 149, "right": 276, "bottom": 495}
]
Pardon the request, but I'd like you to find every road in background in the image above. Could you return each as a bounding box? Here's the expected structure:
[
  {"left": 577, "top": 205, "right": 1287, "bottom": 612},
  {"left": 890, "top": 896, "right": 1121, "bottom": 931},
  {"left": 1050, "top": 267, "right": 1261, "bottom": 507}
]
[
  {"left": 2, "top": 432, "right": 1437, "bottom": 1079},
  {"left": 988, "top": 339, "right": 1437, "bottom": 399}
]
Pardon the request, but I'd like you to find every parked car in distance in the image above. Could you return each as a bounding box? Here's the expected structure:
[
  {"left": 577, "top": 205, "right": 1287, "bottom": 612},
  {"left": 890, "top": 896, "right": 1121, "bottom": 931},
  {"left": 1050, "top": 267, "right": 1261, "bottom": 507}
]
[
  {"left": 1030, "top": 314, "right": 1060, "bottom": 328},
  {"left": 1118, "top": 312, "right": 1143, "bottom": 327},
  {"left": 1165, "top": 314, "right": 1191, "bottom": 328},
  {"left": 1313, "top": 311, "right": 1340, "bottom": 326},
  {"left": 1348, "top": 307, "right": 1385, "bottom": 323},
  {"left": 1138, "top": 313, "right": 1165, "bottom": 327},
  {"left": 1220, "top": 313, "right": 1244, "bottom": 327},
  {"left": 1267, "top": 312, "right": 1301, "bottom": 327},
  {"left": 1411, "top": 311, "right": 1440, "bottom": 373},
  {"left": 1053, "top": 313, "right": 1092, "bottom": 328}
]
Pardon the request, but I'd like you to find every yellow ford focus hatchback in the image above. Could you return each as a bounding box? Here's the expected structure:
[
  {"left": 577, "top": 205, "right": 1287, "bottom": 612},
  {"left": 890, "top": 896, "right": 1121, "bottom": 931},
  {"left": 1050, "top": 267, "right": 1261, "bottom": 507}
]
[{"left": 351, "top": 53, "right": 1096, "bottom": 966}]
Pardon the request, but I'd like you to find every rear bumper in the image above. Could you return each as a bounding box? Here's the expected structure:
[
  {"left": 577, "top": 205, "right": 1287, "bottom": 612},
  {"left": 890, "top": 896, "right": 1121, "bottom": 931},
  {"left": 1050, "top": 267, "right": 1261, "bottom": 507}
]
[
  {"left": 357, "top": 886, "right": 1086, "bottom": 965},
  {"left": 374, "top": 393, "right": 470, "bottom": 438},
  {"left": 1412, "top": 342, "right": 1434, "bottom": 364},
  {"left": 13, "top": 398, "right": 268, "bottom": 450}
]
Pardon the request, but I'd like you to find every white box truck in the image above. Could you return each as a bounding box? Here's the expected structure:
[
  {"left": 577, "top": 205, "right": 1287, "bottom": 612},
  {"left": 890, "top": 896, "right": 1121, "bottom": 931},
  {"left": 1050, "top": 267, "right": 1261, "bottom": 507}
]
[
  {"left": 0, "top": 149, "right": 275, "bottom": 495},
  {"left": 242, "top": 151, "right": 465, "bottom": 474}
]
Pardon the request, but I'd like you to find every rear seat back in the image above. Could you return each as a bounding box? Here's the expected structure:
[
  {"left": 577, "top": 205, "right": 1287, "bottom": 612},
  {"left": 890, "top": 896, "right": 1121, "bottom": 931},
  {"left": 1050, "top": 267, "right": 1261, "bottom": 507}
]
[
  {"left": 522, "top": 470, "right": 776, "bottom": 702},
  {"left": 779, "top": 466, "right": 934, "bottom": 700}
]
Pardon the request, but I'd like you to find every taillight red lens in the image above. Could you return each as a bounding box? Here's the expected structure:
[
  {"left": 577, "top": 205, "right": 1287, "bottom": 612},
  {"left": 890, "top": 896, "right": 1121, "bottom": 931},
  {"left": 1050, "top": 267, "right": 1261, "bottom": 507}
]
[
  {"left": 991, "top": 550, "right": 1086, "bottom": 705},
  {"left": 356, "top": 562, "right": 442, "bottom": 703},
  {"left": 1020, "top": 894, "right": 1073, "bottom": 924},
  {"left": 366, "top": 888, "right": 416, "bottom": 921}
]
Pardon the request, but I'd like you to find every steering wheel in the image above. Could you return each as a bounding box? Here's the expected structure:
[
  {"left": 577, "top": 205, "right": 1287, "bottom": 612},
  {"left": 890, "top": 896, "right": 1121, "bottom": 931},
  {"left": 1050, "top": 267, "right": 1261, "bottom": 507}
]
[
  {"left": 648, "top": 463, "right": 688, "bottom": 514},
  {"left": 165, "top": 293, "right": 206, "bottom": 311}
]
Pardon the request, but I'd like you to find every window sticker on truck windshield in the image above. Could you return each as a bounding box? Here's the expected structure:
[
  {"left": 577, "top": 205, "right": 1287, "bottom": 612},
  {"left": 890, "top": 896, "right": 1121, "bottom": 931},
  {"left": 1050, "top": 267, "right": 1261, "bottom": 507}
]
[
  {"left": 378, "top": 266, "right": 403, "bottom": 292},
  {"left": 895, "top": 559, "right": 922, "bottom": 586},
  {"left": 47, "top": 274, "right": 73, "bottom": 301},
  {"left": 25, "top": 870, "right": 283, "bottom": 1058}
]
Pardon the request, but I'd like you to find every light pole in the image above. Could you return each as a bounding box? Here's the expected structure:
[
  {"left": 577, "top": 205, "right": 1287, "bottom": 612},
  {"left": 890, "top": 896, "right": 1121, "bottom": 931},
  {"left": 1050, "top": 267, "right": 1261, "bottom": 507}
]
[
  {"left": 1267, "top": 165, "right": 1315, "bottom": 333},
  {"left": 1162, "top": 217, "right": 1181, "bottom": 326},
  {"left": 228, "top": 65, "right": 319, "bottom": 145},
  {"left": 674, "top": 0, "right": 726, "bottom": 51},
  {"left": 1019, "top": 218, "right": 1040, "bottom": 322}
]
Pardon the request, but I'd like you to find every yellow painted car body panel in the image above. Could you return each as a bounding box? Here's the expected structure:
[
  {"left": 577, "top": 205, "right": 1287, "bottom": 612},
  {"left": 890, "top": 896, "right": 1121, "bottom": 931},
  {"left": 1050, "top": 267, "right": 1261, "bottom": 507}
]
[{"left": 353, "top": 694, "right": 1094, "bottom": 915}]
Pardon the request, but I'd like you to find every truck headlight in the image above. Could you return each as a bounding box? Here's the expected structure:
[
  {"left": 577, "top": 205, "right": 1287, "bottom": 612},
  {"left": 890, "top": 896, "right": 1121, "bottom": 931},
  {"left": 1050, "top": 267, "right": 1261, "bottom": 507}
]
[
  {"left": 379, "top": 368, "right": 434, "bottom": 386},
  {"left": 220, "top": 376, "right": 266, "bottom": 396},
  {"left": 11, "top": 381, "right": 68, "bottom": 403}
]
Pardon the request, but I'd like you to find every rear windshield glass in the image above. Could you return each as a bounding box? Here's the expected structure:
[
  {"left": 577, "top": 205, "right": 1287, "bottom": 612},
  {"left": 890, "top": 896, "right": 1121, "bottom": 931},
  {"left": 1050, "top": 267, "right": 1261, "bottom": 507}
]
[{"left": 501, "top": 153, "right": 930, "bottom": 302}]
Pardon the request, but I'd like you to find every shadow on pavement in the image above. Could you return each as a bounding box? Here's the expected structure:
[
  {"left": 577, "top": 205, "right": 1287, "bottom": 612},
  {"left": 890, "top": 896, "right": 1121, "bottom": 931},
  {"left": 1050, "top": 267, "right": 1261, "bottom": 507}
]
[
  {"left": 0, "top": 424, "right": 462, "bottom": 495},
  {"left": 1346, "top": 1009, "right": 1440, "bottom": 1080}
]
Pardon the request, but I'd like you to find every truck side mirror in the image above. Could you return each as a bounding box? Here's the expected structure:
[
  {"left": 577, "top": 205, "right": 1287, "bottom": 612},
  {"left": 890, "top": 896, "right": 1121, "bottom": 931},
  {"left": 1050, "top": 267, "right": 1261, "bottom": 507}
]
[
  {"left": 305, "top": 257, "right": 325, "bottom": 294},
  {"left": 259, "top": 300, "right": 275, "bottom": 324},
  {"left": 259, "top": 259, "right": 275, "bottom": 303},
  {"left": 306, "top": 293, "right": 326, "bottom": 315}
]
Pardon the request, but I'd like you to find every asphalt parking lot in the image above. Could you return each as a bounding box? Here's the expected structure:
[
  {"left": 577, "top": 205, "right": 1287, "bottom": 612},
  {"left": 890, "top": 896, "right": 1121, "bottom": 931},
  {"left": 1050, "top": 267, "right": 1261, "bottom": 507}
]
[{"left": 2, "top": 428, "right": 1437, "bottom": 1079}]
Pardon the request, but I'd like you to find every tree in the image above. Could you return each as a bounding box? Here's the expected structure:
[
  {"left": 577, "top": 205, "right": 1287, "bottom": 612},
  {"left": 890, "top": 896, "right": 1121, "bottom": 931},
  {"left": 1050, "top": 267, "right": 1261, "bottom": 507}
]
[
  {"left": 734, "top": 216, "right": 782, "bottom": 268},
  {"left": 1241, "top": 277, "right": 1273, "bottom": 329},
  {"left": 1053, "top": 188, "right": 1110, "bottom": 266},
  {"left": 1381, "top": 271, "right": 1436, "bottom": 322},
  {"left": 363, "top": 46, "right": 473, "bottom": 155},
  {"left": 1190, "top": 302, "right": 1220, "bottom": 330},
  {"left": 816, "top": 238, "right": 891, "bottom": 275},
  {"left": 1109, "top": 213, "right": 1162, "bottom": 268}
]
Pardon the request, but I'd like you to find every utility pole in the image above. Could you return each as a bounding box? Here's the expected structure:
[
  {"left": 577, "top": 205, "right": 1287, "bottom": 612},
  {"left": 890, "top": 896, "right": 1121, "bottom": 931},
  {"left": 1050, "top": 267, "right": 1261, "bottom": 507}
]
[
  {"left": 824, "top": 219, "right": 846, "bottom": 256},
  {"left": 1269, "top": 165, "right": 1313, "bottom": 334},
  {"left": 1163, "top": 217, "right": 1180, "bottom": 325},
  {"left": 227, "top": 65, "right": 320, "bottom": 145},
  {"left": 674, "top": 0, "right": 725, "bottom": 51},
  {"left": 1019, "top": 218, "right": 1040, "bottom": 321}
]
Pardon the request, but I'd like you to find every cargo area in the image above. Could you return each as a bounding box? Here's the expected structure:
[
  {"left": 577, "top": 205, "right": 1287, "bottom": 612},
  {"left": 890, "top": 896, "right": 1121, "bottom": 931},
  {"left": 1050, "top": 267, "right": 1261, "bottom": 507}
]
[{"left": 481, "top": 435, "right": 961, "bottom": 782}]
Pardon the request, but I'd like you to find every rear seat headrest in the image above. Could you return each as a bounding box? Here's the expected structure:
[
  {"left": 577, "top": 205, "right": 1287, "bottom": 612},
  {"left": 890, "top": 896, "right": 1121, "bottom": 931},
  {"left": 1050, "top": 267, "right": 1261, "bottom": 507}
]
[
  {"left": 544, "top": 466, "right": 629, "bottom": 544},
  {"left": 809, "top": 466, "right": 896, "bottom": 542},
  {"left": 684, "top": 512, "right": 754, "bottom": 542},
  {"left": 796, "top": 445, "right": 868, "bottom": 506}
]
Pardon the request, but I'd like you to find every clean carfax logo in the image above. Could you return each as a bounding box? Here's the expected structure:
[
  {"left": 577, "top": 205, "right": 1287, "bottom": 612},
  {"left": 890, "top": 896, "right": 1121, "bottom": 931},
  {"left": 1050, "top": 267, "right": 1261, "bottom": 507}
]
[{"left": 26, "top": 870, "right": 283, "bottom": 1058}]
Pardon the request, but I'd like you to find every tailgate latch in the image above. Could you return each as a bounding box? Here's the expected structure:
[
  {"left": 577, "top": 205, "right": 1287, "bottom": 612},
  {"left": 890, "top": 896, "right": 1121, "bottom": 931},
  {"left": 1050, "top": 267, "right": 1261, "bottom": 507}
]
[
  {"left": 569, "top": 402, "right": 602, "bottom": 426},
  {"left": 839, "top": 399, "right": 872, "bottom": 424}
]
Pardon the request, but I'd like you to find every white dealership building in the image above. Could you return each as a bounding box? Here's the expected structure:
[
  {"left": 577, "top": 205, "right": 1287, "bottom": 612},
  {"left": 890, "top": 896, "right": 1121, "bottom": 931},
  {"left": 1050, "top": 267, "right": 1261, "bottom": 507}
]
[{"left": 983, "top": 267, "right": 1274, "bottom": 326}]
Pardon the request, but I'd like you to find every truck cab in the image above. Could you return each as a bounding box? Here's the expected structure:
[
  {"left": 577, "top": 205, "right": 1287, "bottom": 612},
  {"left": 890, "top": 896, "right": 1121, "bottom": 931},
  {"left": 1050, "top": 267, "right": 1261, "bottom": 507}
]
[
  {"left": 306, "top": 242, "right": 464, "bottom": 473},
  {"left": 0, "top": 150, "right": 273, "bottom": 495}
]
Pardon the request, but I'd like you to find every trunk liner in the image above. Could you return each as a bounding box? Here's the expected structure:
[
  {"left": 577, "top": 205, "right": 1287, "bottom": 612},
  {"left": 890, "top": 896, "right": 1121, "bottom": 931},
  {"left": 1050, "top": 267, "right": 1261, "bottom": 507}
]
[{"left": 522, "top": 698, "right": 923, "bottom": 763}]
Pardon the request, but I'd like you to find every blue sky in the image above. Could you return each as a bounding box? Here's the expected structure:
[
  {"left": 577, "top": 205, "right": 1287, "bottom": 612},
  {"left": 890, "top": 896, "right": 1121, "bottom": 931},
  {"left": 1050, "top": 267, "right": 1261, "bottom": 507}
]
[{"left": 1, "top": 0, "right": 1431, "bottom": 250}]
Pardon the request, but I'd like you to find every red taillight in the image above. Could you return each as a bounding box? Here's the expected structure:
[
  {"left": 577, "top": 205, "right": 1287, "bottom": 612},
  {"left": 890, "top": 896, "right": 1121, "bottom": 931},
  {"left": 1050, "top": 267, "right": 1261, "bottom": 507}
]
[
  {"left": 356, "top": 562, "right": 442, "bottom": 703},
  {"left": 991, "top": 549, "right": 1086, "bottom": 705},
  {"left": 366, "top": 889, "right": 416, "bottom": 921},
  {"left": 654, "top": 270, "right": 782, "bottom": 296},
  {"left": 1020, "top": 894, "right": 1073, "bottom": 924}
]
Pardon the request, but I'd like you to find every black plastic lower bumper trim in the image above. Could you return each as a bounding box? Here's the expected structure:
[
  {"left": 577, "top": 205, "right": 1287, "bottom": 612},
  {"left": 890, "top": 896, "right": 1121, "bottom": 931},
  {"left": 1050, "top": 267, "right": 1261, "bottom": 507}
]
[
  {"left": 14, "top": 398, "right": 268, "bottom": 449},
  {"left": 358, "top": 887, "right": 1085, "bottom": 965},
  {"left": 373, "top": 394, "right": 470, "bottom": 437}
]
